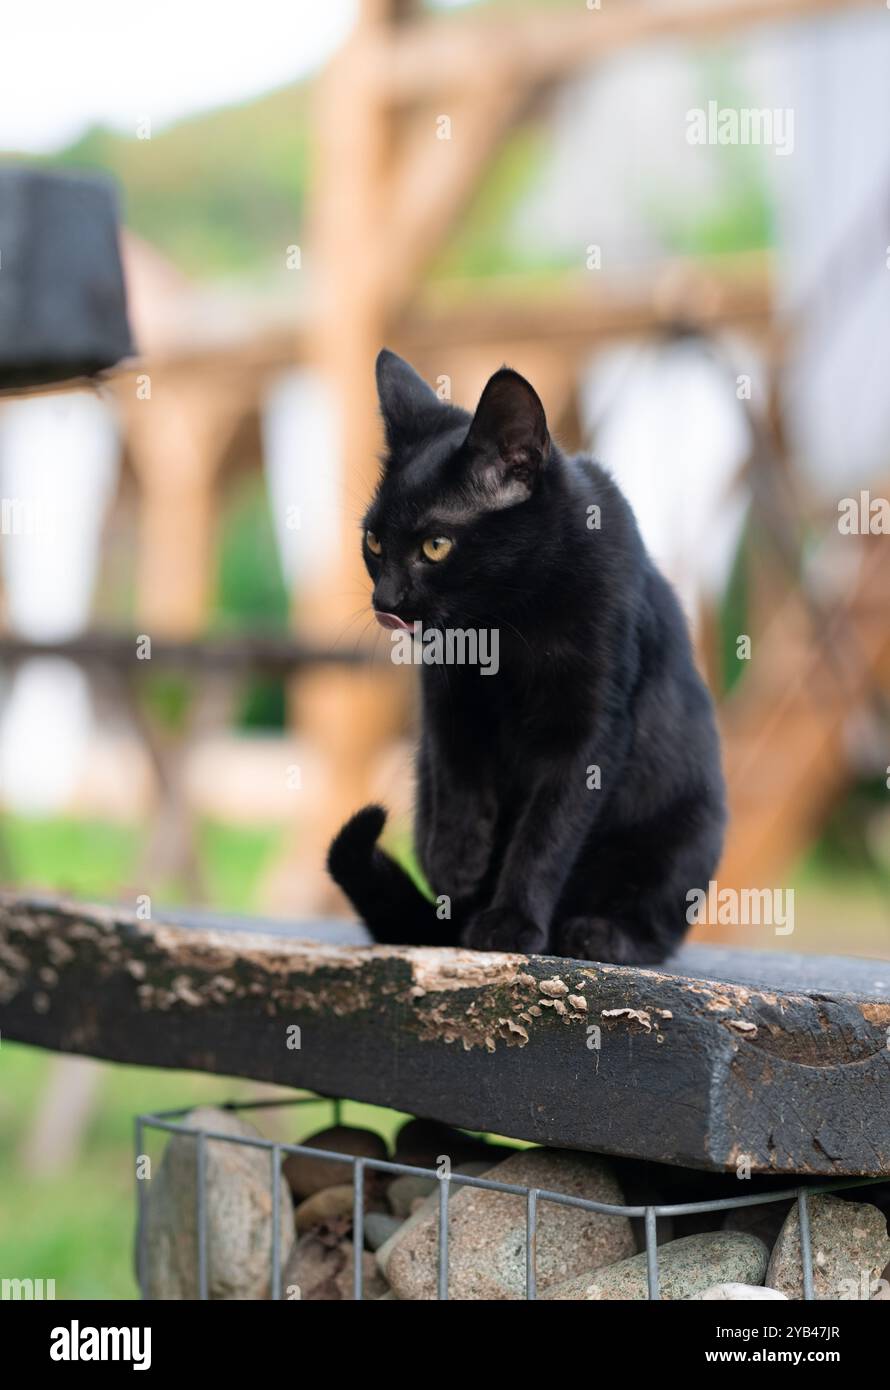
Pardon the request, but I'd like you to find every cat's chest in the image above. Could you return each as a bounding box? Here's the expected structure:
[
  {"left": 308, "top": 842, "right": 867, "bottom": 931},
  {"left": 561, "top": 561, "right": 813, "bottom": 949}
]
[{"left": 422, "top": 659, "right": 589, "bottom": 758}]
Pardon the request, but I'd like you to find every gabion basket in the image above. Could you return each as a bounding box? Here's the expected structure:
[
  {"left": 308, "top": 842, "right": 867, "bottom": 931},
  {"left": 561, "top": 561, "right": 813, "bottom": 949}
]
[{"left": 135, "top": 1094, "right": 887, "bottom": 1301}]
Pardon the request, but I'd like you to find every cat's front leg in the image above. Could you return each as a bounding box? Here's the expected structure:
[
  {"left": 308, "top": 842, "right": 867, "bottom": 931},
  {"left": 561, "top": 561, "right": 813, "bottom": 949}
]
[
  {"left": 421, "top": 805, "right": 496, "bottom": 904},
  {"left": 462, "top": 905, "right": 546, "bottom": 954},
  {"left": 461, "top": 750, "right": 608, "bottom": 955},
  {"left": 418, "top": 762, "right": 498, "bottom": 906}
]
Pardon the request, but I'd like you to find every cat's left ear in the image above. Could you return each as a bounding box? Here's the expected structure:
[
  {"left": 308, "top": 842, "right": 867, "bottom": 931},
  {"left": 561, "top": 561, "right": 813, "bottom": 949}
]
[
  {"left": 464, "top": 368, "right": 550, "bottom": 504},
  {"left": 376, "top": 348, "right": 445, "bottom": 451}
]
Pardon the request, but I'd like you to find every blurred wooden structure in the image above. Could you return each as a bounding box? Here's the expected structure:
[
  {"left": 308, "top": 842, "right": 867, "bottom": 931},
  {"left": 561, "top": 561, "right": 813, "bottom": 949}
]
[
  {"left": 277, "top": 0, "right": 880, "bottom": 923},
  {"left": 720, "top": 515, "right": 890, "bottom": 887},
  {"left": 2, "top": 0, "right": 884, "bottom": 944}
]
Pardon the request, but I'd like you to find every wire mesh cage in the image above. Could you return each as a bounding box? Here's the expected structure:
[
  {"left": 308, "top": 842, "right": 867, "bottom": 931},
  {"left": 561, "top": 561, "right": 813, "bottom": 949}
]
[{"left": 134, "top": 1094, "right": 887, "bottom": 1301}]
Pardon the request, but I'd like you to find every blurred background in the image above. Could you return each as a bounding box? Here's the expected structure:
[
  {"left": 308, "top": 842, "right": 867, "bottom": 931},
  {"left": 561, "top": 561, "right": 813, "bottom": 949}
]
[{"left": 1, "top": 0, "right": 888, "bottom": 1295}]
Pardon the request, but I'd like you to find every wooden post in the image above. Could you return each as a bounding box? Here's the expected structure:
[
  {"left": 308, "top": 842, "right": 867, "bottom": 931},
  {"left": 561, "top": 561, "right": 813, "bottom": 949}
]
[
  {"left": 263, "top": 1, "right": 410, "bottom": 913},
  {"left": 124, "top": 376, "right": 245, "bottom": 636}
]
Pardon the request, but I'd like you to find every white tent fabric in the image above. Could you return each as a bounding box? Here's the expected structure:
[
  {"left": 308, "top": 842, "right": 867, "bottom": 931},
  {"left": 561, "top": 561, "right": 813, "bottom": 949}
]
[
  {"left": 0, "top": 391, "right": 119, "bottom": 812},
  {"left": 520, "top": 7, "right": 890, "bottom": 619},
  {"left": 262, "top": 368, "right": 342, "bottom": 589},
  {"left": 759, "top": 10, "right": 890, "bottom": 497},
  {"left": 578, "top": 340, "right": 751, "bottom": 625}
]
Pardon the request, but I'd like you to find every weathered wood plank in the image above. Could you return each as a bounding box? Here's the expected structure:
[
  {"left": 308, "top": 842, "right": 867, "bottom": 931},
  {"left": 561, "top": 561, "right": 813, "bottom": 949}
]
[{"left": 0, "top": 894, "right": 887, "bottom": 1176}]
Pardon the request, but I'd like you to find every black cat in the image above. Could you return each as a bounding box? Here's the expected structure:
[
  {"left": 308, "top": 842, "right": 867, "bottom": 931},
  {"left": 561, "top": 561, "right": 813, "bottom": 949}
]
[{"left": 327, "top": 349, "right": 726, "bottom": 963}]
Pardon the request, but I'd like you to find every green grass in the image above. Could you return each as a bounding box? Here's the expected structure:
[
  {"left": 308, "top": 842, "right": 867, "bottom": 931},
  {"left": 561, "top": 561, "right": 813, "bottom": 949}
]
[
  {"left": 198, "top": 821, "right": 283, "bottom": 911},
  {"left": 1, "top": 814, "right": 283, "bottom": 911},
  {"left": 2, "top": 817, "right": 139, "bottom": 898},
  {"left": 0, "top": 812, "right": 292, "bottom": 1297}
]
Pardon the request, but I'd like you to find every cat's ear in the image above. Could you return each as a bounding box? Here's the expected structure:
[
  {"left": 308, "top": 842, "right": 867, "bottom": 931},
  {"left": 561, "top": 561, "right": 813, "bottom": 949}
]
[
  {"left": 464, "top": 368, "right": 550, "bottom": 504},
  {"left": 376, "top": 349, "right": 444, "bottom": 450}
]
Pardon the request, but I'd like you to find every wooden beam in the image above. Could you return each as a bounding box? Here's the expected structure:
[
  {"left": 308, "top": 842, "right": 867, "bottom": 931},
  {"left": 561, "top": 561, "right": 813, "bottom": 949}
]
[
  {"left": 400, "top": 256, "right": 773, "bottom": 355},
  {"left": 1, "top": 895, "right": 887, "bottom": 1175},
  {"left": 101, "top": 254, "right": 771, "bottom": 391},
  {"left": 373, "top": 0, "right": 869, "bottom": 104},
  {"left": 0, "top": 631, "right": 382, "bottom": 675},
  {"left": 381, "top": 85, "right": 532, "bottom": 313}
]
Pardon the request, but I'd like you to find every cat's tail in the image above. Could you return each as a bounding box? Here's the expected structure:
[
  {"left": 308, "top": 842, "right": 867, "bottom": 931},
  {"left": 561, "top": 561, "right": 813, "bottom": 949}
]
[{"left": 327, "top": 804, "right": 455, "bottom": 946}]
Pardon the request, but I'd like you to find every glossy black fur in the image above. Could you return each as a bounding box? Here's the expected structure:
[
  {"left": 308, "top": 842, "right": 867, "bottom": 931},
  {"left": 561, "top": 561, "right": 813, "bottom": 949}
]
[{"left": 327, "top": 350, "right": 726, "bottom": 963}]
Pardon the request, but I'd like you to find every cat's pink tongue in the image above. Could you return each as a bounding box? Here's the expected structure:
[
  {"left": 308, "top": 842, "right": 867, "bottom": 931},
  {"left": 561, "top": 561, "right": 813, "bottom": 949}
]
[{"left": 375, "top": 611, "right": 414, "bottom": 631}]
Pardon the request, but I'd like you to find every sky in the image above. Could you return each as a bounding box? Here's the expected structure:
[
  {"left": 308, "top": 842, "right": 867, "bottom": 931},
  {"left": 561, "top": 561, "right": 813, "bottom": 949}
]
[{"left": 0, "top": 0, "right": 358, "bottom": 152}]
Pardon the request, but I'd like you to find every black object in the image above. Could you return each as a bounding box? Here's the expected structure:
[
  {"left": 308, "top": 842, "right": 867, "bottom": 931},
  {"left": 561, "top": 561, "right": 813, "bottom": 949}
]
[{"left": 0, "top": 167, "right": 134, "bottom": 389}]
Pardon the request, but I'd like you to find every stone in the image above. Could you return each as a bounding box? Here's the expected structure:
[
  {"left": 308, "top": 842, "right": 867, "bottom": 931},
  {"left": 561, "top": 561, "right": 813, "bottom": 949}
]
[
  {"left": 383, "top": 1147, "right": 635, "bottom": 1300},
  {"left": 282, "top": 1126, "right": 388, "bottom": 1200},
  {"left": 281, "top": 1232, "right": 335, "bottom": 1300},
  {"left": 387, "top": 1175, "right": 438, "bottom": 1218},
  {"left": 282, "top": 1232, "right": 388, "bottom": 1301},
  {"left": 695, "top": 1283, "right": 789, "bottom": 1301},
  {"left": 294, "top": 1184, "right": 357, "bottom": 1234},
  {"left": 766, "top": 1196, "right": 890, "bottom": 1300},
  {"left": 393, "top": 1117, "right": 501, "bottom": 1170},
  {"left": 547, "top": 1233, "right": 769, "bottom": 1300},
  {"left": 722, "top": 1198, "right": 792, "bottom": 1254},
  {"left": 375, "top": 1194, "right": 442, "bottom": 1276},
  {"left": 364, "top": 1212, "right": 403, "bottom": 1251},
  {"left": 387, "top": 1159, "right": 496, "bottom": 1220},
  {"left": 143, "top": 1106, "right": 294, "bottom": 1300},
  {"left": 671, "top": 1212, "right": 723, "bottom": 1241},
  {"left": 454, "top": 1159, "right": 496, "bottom": 1179}
]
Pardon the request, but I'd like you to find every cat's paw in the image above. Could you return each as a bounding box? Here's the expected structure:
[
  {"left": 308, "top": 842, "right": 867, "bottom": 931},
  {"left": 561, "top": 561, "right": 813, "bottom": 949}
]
[
  {"left": 461, "top": 907, "right": 547, "bottom": 955},
  {"left": 422, "top": 843, "right": 489, "bottom": 903},
  {"left": 555, "top": 916, "right": 666, "bottom": 965}
]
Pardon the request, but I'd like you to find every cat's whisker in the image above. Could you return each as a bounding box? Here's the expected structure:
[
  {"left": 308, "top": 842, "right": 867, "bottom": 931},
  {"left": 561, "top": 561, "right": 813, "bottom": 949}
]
[{"left": 330, "top": 606, "right": 375, "bottom": 649}]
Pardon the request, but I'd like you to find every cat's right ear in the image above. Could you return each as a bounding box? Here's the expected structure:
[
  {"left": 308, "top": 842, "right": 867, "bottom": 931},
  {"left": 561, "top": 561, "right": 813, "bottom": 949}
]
[
  {"left": 376, "top": 349, "right": 444, "bottom": 451},
  {"left": 463, "top": 367, "right": 550, "bottom": 507}
]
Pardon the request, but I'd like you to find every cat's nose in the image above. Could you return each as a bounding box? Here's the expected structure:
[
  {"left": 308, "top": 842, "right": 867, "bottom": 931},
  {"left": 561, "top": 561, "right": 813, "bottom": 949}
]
[{"left": 373, "top": 578, "right": 409, "bottom": 619}]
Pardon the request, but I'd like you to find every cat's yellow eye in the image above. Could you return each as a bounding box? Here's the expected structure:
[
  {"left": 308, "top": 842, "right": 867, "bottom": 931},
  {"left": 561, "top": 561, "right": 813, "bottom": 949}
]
[
  {"left": 366, "top": 530, "right": 382, "bottom": 556},
  {"left": 421, "top": 536, "right": 453, "bottom": 563}
]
